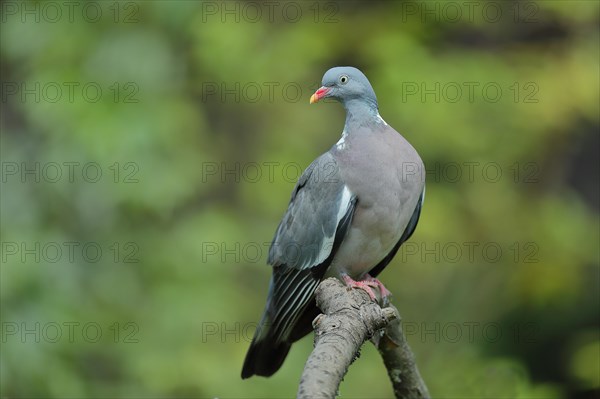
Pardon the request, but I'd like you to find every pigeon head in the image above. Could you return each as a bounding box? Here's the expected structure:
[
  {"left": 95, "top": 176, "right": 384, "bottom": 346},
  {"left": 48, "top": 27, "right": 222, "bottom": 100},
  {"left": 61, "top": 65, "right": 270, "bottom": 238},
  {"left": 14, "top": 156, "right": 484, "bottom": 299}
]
[{"left": 310, "top": 67, "right": 378, "bottom": 110}]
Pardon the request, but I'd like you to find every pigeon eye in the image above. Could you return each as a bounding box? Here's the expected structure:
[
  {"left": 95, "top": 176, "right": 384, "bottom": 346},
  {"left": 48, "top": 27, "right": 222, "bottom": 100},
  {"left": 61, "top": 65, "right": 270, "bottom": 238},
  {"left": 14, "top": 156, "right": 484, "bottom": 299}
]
[{"left": 339, "top": 75, "right": 349, "bottom": 85}]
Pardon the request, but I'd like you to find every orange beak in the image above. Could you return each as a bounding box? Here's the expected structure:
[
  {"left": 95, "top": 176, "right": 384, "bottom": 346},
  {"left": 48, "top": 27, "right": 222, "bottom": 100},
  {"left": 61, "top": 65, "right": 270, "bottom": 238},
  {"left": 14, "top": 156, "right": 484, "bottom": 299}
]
[{"left": 310, "top": 87, "right": 331, "bottom": 104}]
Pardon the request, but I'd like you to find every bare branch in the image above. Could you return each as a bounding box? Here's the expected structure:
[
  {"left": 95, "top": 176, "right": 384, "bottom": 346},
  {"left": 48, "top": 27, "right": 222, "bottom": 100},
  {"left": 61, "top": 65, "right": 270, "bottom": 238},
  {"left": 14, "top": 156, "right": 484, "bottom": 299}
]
[
  {"left": 297, "top": 278, "right": 429, "bottom": 399},
  {"left": 376, "top": 304, "right": 430, "bottom": 399}
]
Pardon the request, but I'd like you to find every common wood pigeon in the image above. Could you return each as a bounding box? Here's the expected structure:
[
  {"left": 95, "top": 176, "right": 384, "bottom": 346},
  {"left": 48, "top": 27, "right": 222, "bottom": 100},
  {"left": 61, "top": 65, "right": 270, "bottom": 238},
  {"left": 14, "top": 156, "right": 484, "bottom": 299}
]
[{"left": 242, "top": 66, "right": 425, "bottom": 379}]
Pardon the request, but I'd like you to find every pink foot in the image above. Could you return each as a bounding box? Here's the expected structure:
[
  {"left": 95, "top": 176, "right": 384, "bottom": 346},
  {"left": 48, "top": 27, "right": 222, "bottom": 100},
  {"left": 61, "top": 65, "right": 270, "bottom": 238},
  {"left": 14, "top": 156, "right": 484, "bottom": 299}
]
[
  {"left": 364, "top": 274, "right": 392, "bottom": 298},
  {"left": 342, "top": 274, "right": 391, "bottom": 303}
]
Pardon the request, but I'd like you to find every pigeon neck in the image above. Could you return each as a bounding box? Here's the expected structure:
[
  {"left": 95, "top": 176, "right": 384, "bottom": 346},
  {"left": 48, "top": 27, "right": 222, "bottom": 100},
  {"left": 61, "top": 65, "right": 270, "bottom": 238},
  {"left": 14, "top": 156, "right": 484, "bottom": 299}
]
[{"left": 342, "top": 98, "right": 381, "bottom": 133}]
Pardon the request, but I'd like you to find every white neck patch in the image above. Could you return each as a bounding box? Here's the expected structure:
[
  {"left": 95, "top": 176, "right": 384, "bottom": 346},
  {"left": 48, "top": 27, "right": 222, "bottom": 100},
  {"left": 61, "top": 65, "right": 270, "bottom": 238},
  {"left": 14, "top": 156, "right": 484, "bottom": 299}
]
[
  {"left": 336, "top": 129, "right": 348, "bottom": 150},
  {"left": 375, "top": 112, "right": 388, "bottom": 126}
]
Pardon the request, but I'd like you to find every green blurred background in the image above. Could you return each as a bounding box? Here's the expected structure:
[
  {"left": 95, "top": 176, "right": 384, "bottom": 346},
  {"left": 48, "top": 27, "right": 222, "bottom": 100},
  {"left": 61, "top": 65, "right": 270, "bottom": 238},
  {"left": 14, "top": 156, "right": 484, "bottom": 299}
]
[{"left": 1, "top": 1, "right": 599, "bottom": 398}]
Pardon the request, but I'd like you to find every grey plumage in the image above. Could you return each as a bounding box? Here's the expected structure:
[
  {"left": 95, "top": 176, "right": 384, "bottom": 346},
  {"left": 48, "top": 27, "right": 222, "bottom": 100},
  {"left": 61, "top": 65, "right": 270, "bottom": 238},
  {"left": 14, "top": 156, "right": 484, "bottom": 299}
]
[{"left": 242, "top": 66, "right": 425, "bottom": 379}]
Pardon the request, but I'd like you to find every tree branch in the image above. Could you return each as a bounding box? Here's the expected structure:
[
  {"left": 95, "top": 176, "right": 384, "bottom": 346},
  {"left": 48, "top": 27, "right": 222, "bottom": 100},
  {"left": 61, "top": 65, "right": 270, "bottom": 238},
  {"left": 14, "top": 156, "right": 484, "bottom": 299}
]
[
  {"left": 376, "top": 305, "right": 430, "bottom": 399},
  {"left": 297, "top": 278, "right": 429, "bottom": 399}
]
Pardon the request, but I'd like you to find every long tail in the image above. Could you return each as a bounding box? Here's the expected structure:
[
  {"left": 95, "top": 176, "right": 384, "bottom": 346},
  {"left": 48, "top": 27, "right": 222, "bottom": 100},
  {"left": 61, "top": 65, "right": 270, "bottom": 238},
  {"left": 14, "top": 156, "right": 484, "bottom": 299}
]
[
  {"left": 241, "top": 317, "right": 292, "bottom": 378},
  {"left": 241, "top": 270, "right": 321, "bottom": 378}
]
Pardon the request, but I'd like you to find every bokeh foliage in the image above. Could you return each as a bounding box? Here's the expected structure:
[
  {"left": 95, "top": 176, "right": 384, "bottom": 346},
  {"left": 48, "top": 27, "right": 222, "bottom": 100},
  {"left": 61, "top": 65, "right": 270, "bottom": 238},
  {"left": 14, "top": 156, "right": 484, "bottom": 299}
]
[{"left": 1, "top": 1, "right": 599, "bottom": 398}]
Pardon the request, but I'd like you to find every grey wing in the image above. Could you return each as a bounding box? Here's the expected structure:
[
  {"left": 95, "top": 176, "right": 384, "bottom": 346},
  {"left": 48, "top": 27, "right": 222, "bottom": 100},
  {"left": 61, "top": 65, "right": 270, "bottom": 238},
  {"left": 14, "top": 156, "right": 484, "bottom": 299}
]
[
  {"left": 266, "top": 152, "right": 356, "bottom": 341},
  {"left": 268, "top": 153, "right": 355, "bottom": 270},
  {"left": 242, "top": 153, "right": 357, "bottom": 378}
]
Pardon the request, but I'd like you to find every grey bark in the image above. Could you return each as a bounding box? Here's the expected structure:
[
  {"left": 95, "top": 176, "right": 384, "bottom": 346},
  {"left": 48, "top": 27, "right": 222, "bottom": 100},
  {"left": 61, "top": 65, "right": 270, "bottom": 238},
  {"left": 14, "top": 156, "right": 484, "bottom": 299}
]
[{"left": 297, "top": 278, "right": 430, "bottom": 399}]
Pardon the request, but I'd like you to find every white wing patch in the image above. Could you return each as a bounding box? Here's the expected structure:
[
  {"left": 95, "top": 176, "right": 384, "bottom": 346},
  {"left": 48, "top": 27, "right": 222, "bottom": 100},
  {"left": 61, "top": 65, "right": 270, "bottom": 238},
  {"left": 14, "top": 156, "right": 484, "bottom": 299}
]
[{"left": 314, "top": 185, "right": 352, "bottom": 265}]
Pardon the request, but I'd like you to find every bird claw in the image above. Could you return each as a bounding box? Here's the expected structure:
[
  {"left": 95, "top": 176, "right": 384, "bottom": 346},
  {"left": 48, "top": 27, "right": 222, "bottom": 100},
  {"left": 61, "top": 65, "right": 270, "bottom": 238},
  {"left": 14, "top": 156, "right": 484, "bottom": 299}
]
[
  {"left": 364, "top": 274, "right": 392, "bottom": 298},
  {"left": 342, "top": 274, "right": 391, "bottom": 304}
]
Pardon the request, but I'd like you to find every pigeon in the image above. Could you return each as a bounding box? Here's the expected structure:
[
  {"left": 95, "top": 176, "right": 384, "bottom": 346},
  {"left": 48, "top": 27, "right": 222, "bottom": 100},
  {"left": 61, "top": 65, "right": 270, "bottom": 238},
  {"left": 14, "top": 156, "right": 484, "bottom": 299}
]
[{"left": 242, "top": 66, "right": 425, "bottom": 378}]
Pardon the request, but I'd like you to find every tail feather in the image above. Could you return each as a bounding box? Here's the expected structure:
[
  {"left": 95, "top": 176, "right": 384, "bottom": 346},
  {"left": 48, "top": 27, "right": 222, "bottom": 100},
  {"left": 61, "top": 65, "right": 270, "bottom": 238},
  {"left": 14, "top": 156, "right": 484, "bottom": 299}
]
[
  {"left": 242, "top": 267, "right": 322, "bottom": 378},
  {"left": 241, "top": 337, "right": 291, "bottom": 378},
  {"left": 241, "top": 300, "right": 321, "bottom": 379}
]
